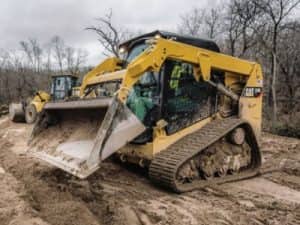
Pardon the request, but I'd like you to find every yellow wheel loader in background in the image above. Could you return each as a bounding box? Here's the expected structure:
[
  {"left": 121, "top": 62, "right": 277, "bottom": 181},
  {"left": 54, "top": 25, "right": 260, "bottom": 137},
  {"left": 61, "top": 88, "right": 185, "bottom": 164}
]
[
  {"left": 9, "top": 90, "right": 50, "bottom": 123},
  {"left": 29, "top": 31, "right": 263, "bottom": 192},
  {"left": 9, "top": 70, "right": 123, "bottom": 124},
  {"left": 9, "top": 74, "right": 78, "bottom": 124}
]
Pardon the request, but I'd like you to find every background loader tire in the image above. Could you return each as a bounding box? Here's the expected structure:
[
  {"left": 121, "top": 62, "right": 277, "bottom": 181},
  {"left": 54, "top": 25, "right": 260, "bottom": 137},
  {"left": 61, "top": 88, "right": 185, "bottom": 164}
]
[
  {"left": 25, "top": 104, "right": 37, "bottom": 124},
  {"left": 9, "top": 103, "right": 25, "bottom": 122}
]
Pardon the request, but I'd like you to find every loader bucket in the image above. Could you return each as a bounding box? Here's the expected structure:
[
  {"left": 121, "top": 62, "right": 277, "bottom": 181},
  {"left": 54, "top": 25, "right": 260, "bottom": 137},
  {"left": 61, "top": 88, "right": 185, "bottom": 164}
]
[{"left": 28, "top": 97, "right": 146, "bottom": 178}]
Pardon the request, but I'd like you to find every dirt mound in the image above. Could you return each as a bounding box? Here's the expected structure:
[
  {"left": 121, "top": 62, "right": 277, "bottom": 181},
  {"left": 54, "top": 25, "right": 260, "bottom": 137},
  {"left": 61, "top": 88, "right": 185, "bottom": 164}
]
[
  {"left": 29, "top": 109, "right": 105, "bottom": 154},
  {"left": 0, "top": 116, "right": 300, "bottom": 225}
]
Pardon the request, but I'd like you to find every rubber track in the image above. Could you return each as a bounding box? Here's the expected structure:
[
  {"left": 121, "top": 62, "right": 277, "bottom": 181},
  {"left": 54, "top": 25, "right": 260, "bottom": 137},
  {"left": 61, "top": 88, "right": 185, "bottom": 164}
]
[{"left": 149, "top": 117, "right": 262, "bottom": 193}]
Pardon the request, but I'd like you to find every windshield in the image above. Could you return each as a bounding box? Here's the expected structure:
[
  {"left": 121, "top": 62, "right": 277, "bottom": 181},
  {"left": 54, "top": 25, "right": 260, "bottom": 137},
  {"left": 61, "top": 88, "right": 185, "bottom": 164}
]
[{"left": 126, "top": 42, "right": 148, "bottom": 63}]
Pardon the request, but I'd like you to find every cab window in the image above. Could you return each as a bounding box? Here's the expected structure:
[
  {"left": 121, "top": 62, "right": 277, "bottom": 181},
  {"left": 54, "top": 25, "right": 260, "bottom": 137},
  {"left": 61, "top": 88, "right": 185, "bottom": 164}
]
[
  {"left": 162, "top": 60, "right": 217, "bottom": 134},
  {"left": 126, "top": 42, "right": 148, "bottom": 63}
]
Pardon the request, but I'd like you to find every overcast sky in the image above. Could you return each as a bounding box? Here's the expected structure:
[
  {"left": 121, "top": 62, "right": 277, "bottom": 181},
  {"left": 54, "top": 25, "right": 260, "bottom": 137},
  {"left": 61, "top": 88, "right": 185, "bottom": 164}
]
[{"left": 0, "top": 0, "right": 215, "bottom": 65}]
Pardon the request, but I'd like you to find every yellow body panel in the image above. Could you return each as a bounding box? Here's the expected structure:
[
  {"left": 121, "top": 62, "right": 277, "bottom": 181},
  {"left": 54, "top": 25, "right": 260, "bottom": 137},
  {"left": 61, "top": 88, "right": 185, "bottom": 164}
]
[
  {"left": 31, "top": 91, "right": 50, "bottom": 112},
  {"left": 119, "top": 117, "right": 214, "bottom": 160},
  {"left": 239, "top": 64, "right": 263, "bottom": 138}
]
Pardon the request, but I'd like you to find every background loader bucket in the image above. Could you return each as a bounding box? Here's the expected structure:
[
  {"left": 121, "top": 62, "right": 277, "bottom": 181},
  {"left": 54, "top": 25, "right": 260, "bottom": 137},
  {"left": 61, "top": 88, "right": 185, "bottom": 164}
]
[{"left": 28, "top": 98, "right": 146, "bottom": 178}]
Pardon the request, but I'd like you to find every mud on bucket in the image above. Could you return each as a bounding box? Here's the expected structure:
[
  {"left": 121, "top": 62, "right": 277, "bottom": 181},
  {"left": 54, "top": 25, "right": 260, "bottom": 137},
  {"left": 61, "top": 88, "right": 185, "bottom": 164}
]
[{"left": 28, "top": 97, "right": 145, "bottom": 178}]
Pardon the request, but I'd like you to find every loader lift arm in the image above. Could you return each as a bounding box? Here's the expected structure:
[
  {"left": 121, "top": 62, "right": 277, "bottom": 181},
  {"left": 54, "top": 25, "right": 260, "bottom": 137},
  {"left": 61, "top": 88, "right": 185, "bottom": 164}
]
[
  {"left": 117, "top": 37, "right": 263, "bottom": 103},
  {"left": 80, "top": 57, "right": 123, "bottom": 95}
]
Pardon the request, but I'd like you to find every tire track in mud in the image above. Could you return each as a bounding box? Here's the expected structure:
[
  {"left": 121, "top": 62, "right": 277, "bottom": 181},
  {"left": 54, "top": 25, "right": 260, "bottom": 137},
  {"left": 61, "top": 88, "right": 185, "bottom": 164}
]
[
  {"left": 0, "top": 140, "right": 105, "bottom": 225},
  {"left": 0, "top": 118, "right": 300, "bottom": 225}
]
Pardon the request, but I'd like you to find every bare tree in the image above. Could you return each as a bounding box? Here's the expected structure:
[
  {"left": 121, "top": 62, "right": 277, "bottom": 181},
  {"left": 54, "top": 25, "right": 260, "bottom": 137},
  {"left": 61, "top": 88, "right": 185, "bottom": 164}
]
[
  {"left": 65, "top": 47, "right": 88, "bottom": 75},
  {"left": 230, "top": 0, "right": 261, "bottom": 57},
  {"left": 0, "top": 51, "right": 11, "bottom": 102},
  {"left": 51, "top": 35, "right": 66, "bottom": 73},
  {"left": 44, "top": 42, "right": 53, "bottom": 74},
  {"left": 20, "top": 41, "right": 34, "bottom": 67},
  {"left": 276, "top": 21, "right": 300, "bottom": 110},
  {"left": 86, "top": 9, "right": 133, "bottom": 57},
  {"left": 178, "top": 7, "right": 223, "bottom": 39},
  {"left": 30, "top": 39, "right": 43, "bottom": 73},
  {"left": 224, "top": 4, "right": 242, "bottom": 56},
  {"left": 177, "top": 0, "right": 300, "bottom": 134},
  {"left": 178, "top": 8, "right": 203, "bottom": 36},
  {"left": 252, "top": 0, "right": 300, "bottom": 122},
  {"left": 204, "top": 8, "right": 222, "bottom": 39},
  {"left": 0, "top": 35, "right": 90, "bottom": 104},
  {"left": 20, "top": 38, "right": 43, "bottom": 73}
]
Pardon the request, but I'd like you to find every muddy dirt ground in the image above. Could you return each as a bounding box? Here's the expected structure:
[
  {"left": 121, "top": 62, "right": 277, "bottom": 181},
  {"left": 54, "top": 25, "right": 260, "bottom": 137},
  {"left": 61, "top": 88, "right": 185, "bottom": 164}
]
[{"left": 0, "top": 116, "right": 299, "bottom": 225}]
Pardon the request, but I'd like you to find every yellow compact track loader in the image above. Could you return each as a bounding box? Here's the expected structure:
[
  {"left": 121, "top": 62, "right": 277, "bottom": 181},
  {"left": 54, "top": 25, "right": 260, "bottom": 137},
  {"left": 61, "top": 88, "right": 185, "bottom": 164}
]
[{"left": 29, "top": 31, "right": 263, "bottom": 192}]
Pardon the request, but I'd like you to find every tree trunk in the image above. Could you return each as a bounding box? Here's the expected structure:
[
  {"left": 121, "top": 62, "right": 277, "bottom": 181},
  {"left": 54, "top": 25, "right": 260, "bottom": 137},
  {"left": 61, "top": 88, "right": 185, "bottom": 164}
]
[
  {"left": 4, "top": 76, "right": 11, "bottom": 103},
  {"left": 271, "top": 52, "right": 277, "bottom": 123}
]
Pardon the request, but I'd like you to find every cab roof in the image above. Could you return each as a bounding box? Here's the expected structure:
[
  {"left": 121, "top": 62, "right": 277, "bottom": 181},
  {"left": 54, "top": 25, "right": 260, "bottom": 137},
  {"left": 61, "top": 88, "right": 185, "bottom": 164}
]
[{"left": 119, "top": 30, "right": 220, "bottom": 53}]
